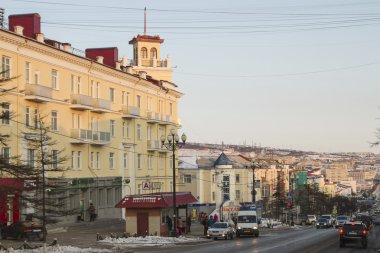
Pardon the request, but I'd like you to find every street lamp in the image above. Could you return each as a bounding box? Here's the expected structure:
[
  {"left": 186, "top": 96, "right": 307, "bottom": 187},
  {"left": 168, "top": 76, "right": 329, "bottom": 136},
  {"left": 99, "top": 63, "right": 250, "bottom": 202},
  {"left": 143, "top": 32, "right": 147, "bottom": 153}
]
[
  {"left": 251, "top": 160, "right": 258, "bottom": 204},
  {"left": 161, "top": 129, "right": 186, "bottom": 237}
]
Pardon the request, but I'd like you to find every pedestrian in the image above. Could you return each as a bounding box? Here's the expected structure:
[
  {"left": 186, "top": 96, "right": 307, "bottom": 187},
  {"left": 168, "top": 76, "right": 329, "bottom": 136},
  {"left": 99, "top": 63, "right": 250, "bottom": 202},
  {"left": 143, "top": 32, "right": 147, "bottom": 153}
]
[
  {"left": 213, "top": 213, "right": 219, "bottom": 223},
  {"left": 166, "top": 215, "right": 172, "bottom": 231},
  {"left": 177, "top": 218, "right": 182, "bottom": 236},
  {"left": 202, "top": 214, "right": 208, "bottom": 235},
  {"left": 208, "top": 215, "right": 214, "bottom": 226},
  {"left": 186, "top": 215, "right": 192, "bottom": 233},
  {"left": 87, "top": 203, "right": 96, "bottom": 222}
]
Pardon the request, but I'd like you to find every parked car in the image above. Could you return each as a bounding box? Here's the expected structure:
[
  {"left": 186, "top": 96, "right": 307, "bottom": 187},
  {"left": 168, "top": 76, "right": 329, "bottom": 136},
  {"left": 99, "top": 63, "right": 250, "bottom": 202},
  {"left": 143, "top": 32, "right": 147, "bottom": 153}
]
[
  {"left": 320, "top": 214, "right": 334, "bottom": 227},
  {"left": 339, "top": 222, "right": 368, "bottom": 248},
  {"left": 293, "top": 214, "right": 308, "bottom": 226},
  {"left": 1, "top": 221, "right": 44, "bottom": 241},
  {"left": 335, "top": 215, "right": 349, "bottom": 228},
  {"left": 316, "top": 218, "right": 329, "bottom": 229},
  {"left": 307, "top": 215, "right": 317, "bottom": 225},
  {"left": 207, "top": 222, "right": 235, "bottom": 240}
]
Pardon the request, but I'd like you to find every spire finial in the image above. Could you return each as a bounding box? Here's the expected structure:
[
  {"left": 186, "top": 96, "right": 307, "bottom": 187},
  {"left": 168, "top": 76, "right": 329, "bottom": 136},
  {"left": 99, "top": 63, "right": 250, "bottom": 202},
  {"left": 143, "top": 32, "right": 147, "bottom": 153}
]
[{"left": 144, "top": 7, "right": 147, "bottom": 35}]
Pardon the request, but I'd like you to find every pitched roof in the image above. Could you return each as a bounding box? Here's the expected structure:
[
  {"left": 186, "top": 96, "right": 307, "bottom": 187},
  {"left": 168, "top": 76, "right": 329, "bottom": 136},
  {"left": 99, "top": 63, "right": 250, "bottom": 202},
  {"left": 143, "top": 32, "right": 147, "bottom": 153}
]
[
  {"left": 115, "top": 192, "right": 197, "bottom": 209},
  {"left": 214, "top": 152, "right": 233, "bottom": 166}
]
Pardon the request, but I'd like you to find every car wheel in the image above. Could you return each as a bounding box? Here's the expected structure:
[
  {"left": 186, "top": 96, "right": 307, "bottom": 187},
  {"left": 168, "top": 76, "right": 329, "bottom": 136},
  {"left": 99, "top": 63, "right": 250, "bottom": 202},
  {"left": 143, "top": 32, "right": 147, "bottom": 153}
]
[
  {"left": 301, "top": 221, "right": 306, "bottom": 226},
  {"left": 214, "top": 237, "right": 217, "bottom": 240},
  {"left": 236, "top": 233, "right": 240, "bottom": 238},
  {"left": 255, "top": 233, "right": 259, "bottom": 237},
  {"left": 316, "top": 226, "right": 319, "bottom": 229}
]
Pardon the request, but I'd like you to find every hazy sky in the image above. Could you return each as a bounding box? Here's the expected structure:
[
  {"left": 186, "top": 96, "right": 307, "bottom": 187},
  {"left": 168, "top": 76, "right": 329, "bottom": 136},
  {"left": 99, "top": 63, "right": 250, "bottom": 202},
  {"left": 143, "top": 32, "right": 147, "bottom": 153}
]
[{"left": 2, "top": 0, "right": 380, "bottom": 153}]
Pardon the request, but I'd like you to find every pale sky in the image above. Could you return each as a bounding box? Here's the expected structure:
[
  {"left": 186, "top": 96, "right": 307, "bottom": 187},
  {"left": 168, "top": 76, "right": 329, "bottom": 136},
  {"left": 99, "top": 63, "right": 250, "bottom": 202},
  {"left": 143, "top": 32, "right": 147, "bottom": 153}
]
[{"left": 2, "top": 0, "right": 380, "bottom": 153}]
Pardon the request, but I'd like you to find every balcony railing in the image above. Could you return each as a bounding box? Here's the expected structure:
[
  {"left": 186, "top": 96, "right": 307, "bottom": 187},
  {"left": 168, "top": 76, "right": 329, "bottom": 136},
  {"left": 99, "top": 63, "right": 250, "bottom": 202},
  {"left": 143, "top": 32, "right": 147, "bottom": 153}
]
[
  {"left": 70, "top": 129, "right": 110, "bottom": 145},
  {"left": 92, "top": 98, "right": 111, "bottom": 113},
  {"left": 147, "top": 140, "right": 160, "bottom": 151},
  {"left": 70, "top": 94, "right": 93, "bottom": 110},
  {"left": 147, "top": 111, "right": 161, "bottom": 123},
  {"left": 24, "top": 83, "right": 52, "bottom": 102},
  {"left": 121, "top": 105, "right": 140, "bottom": 118}
]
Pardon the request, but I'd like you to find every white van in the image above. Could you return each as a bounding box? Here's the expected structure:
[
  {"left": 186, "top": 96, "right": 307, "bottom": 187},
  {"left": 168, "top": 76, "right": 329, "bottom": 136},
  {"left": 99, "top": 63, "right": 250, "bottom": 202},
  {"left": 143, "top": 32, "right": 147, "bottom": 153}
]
[{"left": 236, "top": 207, "right": 259, "bottom": 237}]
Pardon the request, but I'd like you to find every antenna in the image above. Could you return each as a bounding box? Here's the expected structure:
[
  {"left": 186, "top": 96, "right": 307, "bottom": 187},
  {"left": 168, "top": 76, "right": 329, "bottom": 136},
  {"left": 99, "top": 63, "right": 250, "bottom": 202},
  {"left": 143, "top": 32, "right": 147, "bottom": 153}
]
[{"left": 144, "top": 7, "right": 147, "bottom": 35}]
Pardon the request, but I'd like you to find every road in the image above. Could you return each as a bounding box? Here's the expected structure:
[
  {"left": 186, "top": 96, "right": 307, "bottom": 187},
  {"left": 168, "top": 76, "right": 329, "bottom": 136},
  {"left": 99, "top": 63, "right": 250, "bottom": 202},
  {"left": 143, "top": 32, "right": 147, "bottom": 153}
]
[{"left": 133, "top": 226, "right": 380, "bottom": 253}]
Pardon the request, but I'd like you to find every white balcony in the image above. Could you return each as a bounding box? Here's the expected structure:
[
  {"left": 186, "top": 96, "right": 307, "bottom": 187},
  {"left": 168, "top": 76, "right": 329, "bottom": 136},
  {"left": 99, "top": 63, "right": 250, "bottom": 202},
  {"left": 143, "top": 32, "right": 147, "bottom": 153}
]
[
  {"left": 147, "top": 111, "right": 160, "bottom": 123},
  {"left": 92, "top": 98, "right": 111, "bottom": 113},
  {"left": 70, "top": 94, "right": 93, "bottom": 110},
  {"left": 121, "top": 105, "right": 140, "bottom": 118},
  {"left": 147, "top": 140, "right": 160, "bottom": 151},
  {"left": 24, "top": 83, "right": 52, "bottom": 103},
  {"left": 70, "top": 129, "right": 110, "bottom": 145}
]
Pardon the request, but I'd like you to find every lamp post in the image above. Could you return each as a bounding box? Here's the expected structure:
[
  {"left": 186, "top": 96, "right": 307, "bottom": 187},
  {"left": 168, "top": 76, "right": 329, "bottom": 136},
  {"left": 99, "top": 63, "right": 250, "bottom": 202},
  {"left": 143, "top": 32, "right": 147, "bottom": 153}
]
[
  {"left": 161, "top": 129, "right": 186, "bottom": 237},
  {"left": 251, "top": 160, "right": 258, "bottom": 204}
]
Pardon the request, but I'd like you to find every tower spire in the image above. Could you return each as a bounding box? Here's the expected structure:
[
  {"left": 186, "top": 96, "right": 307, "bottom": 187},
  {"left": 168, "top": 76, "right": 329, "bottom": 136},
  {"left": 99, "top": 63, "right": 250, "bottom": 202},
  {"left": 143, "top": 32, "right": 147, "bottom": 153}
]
[{"left": 144, "top": 7, "right": 147, "bottom": 35}]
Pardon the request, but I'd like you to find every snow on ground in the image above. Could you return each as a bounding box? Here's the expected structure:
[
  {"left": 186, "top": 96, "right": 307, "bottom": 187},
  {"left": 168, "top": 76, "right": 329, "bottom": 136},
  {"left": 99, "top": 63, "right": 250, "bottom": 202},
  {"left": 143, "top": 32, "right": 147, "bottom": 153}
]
[
  {"left": 0, "top": 246, "right": 112, "bottom": 253},
  {"left": 100, "top": 235, "right": 205, "bottom": 248}
]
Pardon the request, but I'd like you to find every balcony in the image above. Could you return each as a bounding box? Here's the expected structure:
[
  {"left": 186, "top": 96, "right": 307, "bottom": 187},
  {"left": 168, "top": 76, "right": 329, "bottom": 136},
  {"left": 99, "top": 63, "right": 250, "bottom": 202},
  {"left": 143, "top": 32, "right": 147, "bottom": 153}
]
[
  {"left": 147, "top": 140, "right": 160, "bottom": 151},
  {"left": 70, "top": 129, "right": 110, "bottom": 145},
  {"left": 121, "top": 105, "right": 140, "bottom": 118},
  {"left": 147, "top": 111, "right": 160, "bottom": 123},
  {"left": 24, "top": 83, "right": 52, "bottom": 103},
  {"left": 139, "top": 59, "right": 169, "bottom": 68},
  {"left": 158, "top": 115, "right": 174, "bottom": 125},
  {"left": 70, "top": 94, "right": 93, "bottom": 110},
  {"left": 92, "top": 98, "right": 111, "bottom": 113}
]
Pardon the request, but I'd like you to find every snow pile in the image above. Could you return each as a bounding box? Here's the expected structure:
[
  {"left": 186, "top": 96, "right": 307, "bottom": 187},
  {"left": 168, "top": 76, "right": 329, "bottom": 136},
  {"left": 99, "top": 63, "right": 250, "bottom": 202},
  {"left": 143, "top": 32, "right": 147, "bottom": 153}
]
[
  {"left": 100, "top": 235, "right": 202, "bottom": 247},
  {"left": 0, "top": 246, "right": 112, "bottom": 253}
]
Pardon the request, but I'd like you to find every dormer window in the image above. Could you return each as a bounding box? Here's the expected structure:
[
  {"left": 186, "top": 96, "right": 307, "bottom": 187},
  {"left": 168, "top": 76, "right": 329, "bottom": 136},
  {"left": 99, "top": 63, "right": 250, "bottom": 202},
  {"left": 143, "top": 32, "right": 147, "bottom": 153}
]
[
  {"left": 141, "top": 47, "right": 148, "bottom": 59},
  {"left": 150, "top": 48, "right": 157, "bottom": 59}
]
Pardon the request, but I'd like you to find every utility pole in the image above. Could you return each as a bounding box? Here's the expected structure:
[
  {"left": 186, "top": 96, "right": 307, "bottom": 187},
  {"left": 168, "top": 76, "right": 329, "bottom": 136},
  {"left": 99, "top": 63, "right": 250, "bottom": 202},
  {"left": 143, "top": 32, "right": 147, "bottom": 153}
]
[{"left": 251, "top": 160, "right": 258, "bottom": 204}]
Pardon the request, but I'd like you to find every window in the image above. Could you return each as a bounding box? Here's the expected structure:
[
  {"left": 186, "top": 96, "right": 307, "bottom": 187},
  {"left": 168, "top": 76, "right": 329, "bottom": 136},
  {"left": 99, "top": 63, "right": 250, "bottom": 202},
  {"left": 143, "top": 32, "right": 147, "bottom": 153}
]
[
  {"left": 96, "top": 152, "right": 100, "bottom": 169},
  {"left": 1, "top": 147, "right": 10, "bottom": 164},
  {"left": 110, "top": 120, "right": 115, "bottom": 137},
  {"left": 26, "top": 107, "right": 31, "bottom": 127},
  {"left": 122, "top": 91, "right": 125, "bottom": 105},
  {"left": 99, "top": 189, "right": 105, "bottom": 207},
  {"left": 34, "top": 108, "right": 40, "bottom": 129},
  {"left": 159, "top": 154, "right": 164, "bottom": 170},
  {"left": 148, "top": 155, "right": 153, "bottom": 170},
  {"left": 2, "top": 56, "right": 10, "bottom": 80},
  {"left": 236, "top": 174, "right": 240, "bottom": 183},
  {"left": 212, "top": 192, "right": 215, "bottom": 201},
  {"left": 122, "top": 122, "right": 126, "bottom": 138},
  {"left": 1, "top": 103, "right": 10, "bottom": 125},
  {"left": 235, "top": 190, "right": 241, "bottom": 200},
  {"left": 51, "top": 111, "right": 58, "bottom": 131},
  {"left": 77, "top": 77, "right": 81, "bottom": 94},
  {"left": 137, "top": 154, "right": 141, "bottom": 169},
  {"left": 147, "top": 126, "right": 151, "bottom": 141},
  {"left": 158, "top": 100, "right": 163, "bottom": 113},
  {"left": 147, "top": 96, "right": 152, "bottom": 111},
  {"left": 34, "top": 72, "right": 39, "bottom": 84},
  {"left": 77, "top": 151, "right": 81, "bottom": 170},
  {"left": 137, "top": 124, "right": 141, "bottom": 140},
  {"left": 150, "top": 48, "right": 157, "bottom": 59},
  {"left": 90, "top": 80, "right": 94, "bottom": 97},
  {"left": 25, "top": 62, "right": 30, "bottom": 83},
  {"left": 107, "top": 188, "right": 113, "bottom": 206},
  {"left": 27, "top": 149, "right": 34, "bottom": 168},
  {"left": 90, "top": 152, "right": 94, "bottom": 168},
  {"left": 71, "top": 75, "right": 75, "bottom": 93},
  {"left": 71, "top": 151, "right": 75, "bottom": 169},
  {"left": 109, "top": 152, "right": 114, "bottom": 169},
  {"left": 184, "top": 175, "right": 192, "bottom": 184},
  {"left": 212, "top": 174, "right": 215, "bottom": 183},
  {"left": 123, "top": 153, "right": 128, "bottom": 169},
  {"left": 96, "top": 82, "right": 100, "bottom": 98},
  {"left": 141, "top": 47, "right": 148, "bottom": 58},
  {"left": 51, "top": 150, "right": 58, "bottom": 169},
  {"left": 136, "top": 95, "right": 141, "bottom": 108},
  {"left": 169, "top": 103, "right": 173, "bottom": 116},
  {"left": 109, "top": 88, "right": 114, "bottom": 102},
  {"left": 51, "top": 69, "right": 58, "bottom": 89},
  {"left": 126, "top": 121, "right": 130, "bottom": 138},
  {"left": 169, "top": 155, "right": 173, "bottom": 169}
]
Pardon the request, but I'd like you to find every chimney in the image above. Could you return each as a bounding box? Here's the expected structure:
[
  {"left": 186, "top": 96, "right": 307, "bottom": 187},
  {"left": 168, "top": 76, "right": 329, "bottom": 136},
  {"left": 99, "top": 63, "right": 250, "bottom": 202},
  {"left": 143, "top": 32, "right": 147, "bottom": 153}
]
[
  {"left": 62, "top": 43, "right": 72, "bottom": 53},
  {"left": 139, "top": 71, "right": 147, "bottom": 79},
  {"left": 126, "top": 67, "right": 133, "bottom": 74},
  {"left": 115, "top": 61, "right": 121, "bottom": 70},
  {"left": 96, "top": 56, "right": 104, "bottom": 64},
  {"left": 9, "top": 13, "right": 41, "bottom": 39},
  {"left": 85, "top": 47, "right": 118, "bottom": 68},
  {"left": 36, "top": 33, "right": 44, "bottom": 43},
  {"left": 122, "top": 56, "right": 128, "bottom": 66},
  {"left": 14, "top": 25, "right": 24, "bottom": 35}
]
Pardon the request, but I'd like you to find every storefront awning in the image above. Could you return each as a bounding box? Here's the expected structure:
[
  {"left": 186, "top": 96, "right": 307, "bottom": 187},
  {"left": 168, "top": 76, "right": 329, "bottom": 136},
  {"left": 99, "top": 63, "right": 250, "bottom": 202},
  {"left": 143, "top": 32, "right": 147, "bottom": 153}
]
[{"left": 115, "top": 192, "right": 197, "bottom": 209}]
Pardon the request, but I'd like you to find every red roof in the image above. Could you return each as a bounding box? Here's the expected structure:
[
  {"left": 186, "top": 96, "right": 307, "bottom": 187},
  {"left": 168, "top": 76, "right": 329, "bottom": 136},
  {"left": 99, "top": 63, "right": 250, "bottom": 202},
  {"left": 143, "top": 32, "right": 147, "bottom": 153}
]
[{"left": 115, "top": 192, "right": 197, "bottom": 209}]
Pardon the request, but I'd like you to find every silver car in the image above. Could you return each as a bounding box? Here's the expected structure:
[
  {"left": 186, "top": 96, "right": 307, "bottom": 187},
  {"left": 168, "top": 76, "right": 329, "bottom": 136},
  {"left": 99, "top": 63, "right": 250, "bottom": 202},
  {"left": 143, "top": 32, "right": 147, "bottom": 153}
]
[
  {"left": 207, "top": 222, "right": 236, "bottom": 240},
  {"left": 335, "top": 215, "right": 349, "bottom": 228}
]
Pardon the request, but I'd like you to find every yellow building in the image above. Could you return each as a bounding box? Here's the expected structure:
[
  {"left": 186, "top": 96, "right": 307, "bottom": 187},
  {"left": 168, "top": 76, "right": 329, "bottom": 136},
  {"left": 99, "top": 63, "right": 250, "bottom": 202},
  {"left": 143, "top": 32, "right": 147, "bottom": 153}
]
[
  {"left": 325, "top": 167, "right": 349, "bottom": 183},
  {"left": 0, "top": 13, "right": 182, "bottom": 222}
]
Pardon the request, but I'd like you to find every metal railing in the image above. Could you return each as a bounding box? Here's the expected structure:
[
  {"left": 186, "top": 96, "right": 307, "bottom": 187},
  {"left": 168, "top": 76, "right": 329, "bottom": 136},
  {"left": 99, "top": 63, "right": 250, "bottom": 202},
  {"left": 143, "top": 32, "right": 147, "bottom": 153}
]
[
  {"left": 71, "top": 129, "right": 110, "bottom": 143},
  {"left": 121, "top": 105, "right": 140, "bottom": 116},
  {"left": 71, "top": 94, "right": 93, "bottom": 107},
  {"left": 147, "top": 140, "right": 160, "bottom": 150},
  {"left": 25, "top": 83, "right": 53, "bottom": 98},
  {"left": 93, "top": 98, "right": 111, "bottom": 110}
]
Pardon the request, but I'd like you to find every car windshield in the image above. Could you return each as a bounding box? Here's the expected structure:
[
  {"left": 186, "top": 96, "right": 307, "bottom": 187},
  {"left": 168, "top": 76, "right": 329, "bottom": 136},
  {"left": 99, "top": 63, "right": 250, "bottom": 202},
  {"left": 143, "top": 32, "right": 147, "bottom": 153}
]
[
  {"left": 238, "top": 215, "right": 257, "bottom": 223},
  {"left": 337, "top": 216, "right": 347, "bottom": 220},
  {"left": 321, "top": 216, "right": 330, "bottom": 219},
  {"left": 308, "top": 215, "right": 315, "bottom": 218},
  {"left": 211, "top": 223, "right": 228, "bottom": 229},
  {"left": 318, "top": 218, "right": 327, "bottom": 222}
]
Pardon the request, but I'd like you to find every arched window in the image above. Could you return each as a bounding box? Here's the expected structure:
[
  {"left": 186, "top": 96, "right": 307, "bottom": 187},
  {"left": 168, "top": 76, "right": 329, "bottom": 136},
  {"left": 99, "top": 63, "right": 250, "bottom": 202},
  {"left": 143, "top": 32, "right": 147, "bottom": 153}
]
[
  {"left": 141, "top": 47, "right": 148, "bottom": 59},
  {"left": 150, "top": 48, "right": 157, "bottom": 59}
]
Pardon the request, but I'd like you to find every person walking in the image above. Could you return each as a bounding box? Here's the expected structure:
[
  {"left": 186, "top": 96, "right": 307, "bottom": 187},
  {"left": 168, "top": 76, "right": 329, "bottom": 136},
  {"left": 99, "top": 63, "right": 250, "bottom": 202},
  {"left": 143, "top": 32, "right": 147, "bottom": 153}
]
[
  {"left": 213, "top": 213, "right": 219, "bottom": 223},
  {"left": 87, "top": 203, "right": 96, "bottom": 222},
  {"left": 166, "top": 215, "right": 173, "bottom": 232},
  {"left": 186, "top": 215, "right": 192, "bottom": 233}
]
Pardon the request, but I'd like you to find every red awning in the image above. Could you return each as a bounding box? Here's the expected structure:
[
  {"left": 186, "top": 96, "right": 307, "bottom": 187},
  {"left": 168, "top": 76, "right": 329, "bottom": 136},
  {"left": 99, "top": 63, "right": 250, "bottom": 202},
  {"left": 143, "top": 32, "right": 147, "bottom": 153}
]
[{"left": 115, "top": 192, "right": 197, "bottom": 209}]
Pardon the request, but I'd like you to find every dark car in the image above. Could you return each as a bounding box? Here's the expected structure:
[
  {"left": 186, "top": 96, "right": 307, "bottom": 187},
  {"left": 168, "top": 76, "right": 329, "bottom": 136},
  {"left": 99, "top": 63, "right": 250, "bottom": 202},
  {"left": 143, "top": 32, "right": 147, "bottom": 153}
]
[
  {"left": 339, "top": 222, "right": 368, "bottom": 248},
  {"left": 316, "top": 218, "right": 329, "bottom": 229},
  {"left": 1, "top": 221, "right": 44, "bottom": 241}
]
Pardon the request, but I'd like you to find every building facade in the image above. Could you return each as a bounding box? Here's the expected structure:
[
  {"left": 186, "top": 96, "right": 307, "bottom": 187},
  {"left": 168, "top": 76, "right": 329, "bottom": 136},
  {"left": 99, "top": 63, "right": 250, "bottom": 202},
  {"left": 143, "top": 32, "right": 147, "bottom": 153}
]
[{"left": 0, "top": 13, "right": 182, "bottom": 224}]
